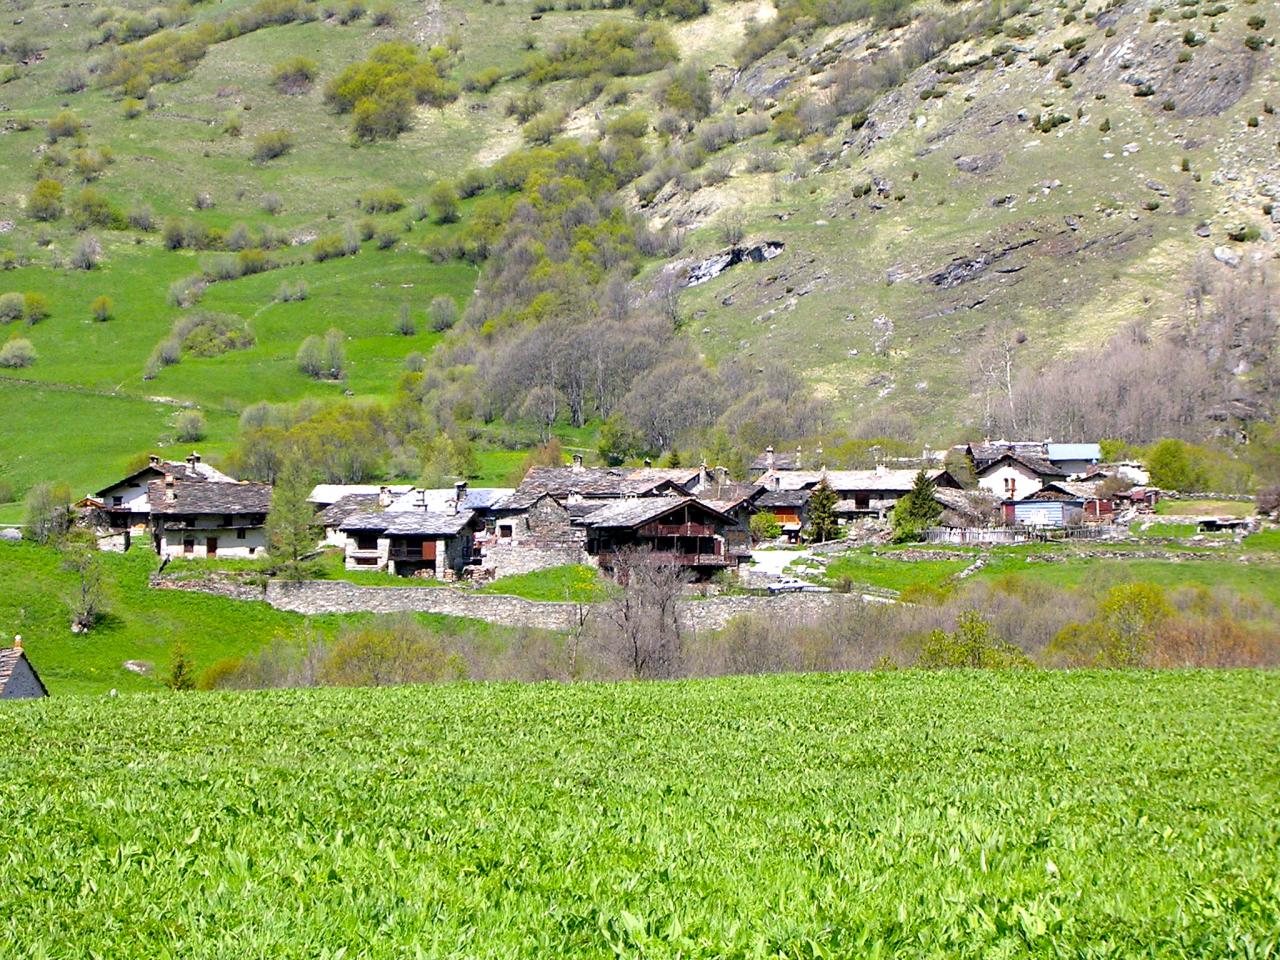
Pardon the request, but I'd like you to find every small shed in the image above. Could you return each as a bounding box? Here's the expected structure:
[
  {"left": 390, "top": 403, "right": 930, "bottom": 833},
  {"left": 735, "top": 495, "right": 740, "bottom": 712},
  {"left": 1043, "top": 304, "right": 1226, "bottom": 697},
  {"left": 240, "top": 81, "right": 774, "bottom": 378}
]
[{"left": 0, "top": 640, "right": 48, "bottom": 700}]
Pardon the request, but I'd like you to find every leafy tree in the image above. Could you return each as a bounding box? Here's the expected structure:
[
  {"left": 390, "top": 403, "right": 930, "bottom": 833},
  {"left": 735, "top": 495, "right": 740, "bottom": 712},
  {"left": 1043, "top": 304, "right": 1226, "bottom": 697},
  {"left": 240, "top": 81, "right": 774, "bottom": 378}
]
[
  {"left": 749, "top": 511, "right": 782, "bottom": 542},
  {"left": 0, "top": 338, "right": 37, "bottom": 368},
  {"left": 296, "top": 335, "right": 326, "bottom": 377},
  {"left": 918, "top": 611, "right": 1034, "bottom": 669},
  {"left": 0, "top": 293, "right": 23, "bottom": 322},
  {"left": 420, "top": 432, "right": 477, "bottom": 487},
  {"left": 24, "top": 481, "right": 72, "bottom": 544},
  {"left": 175, "top": 410, "right": 205, "bottom": 442},
  {"left": 324, "top": 327, "right": 347, "bottom": 379},
  {"left": 805, "top": 478, "right": 839, "bottom": 543},
  {"left": 62, "top": 532, "right": 104, "bottom": 632},
  {"left": 266, "top": 459, "right": 316, "bottom": 577},
  {"left": 428, "top": 295, "right": 459, "bottom": 331},
  {"left": 28, "top": 178, "right": 64, "bottom": 221},
  {"left": 1047, "top": 582, "right": 1173, "bottom": 668},
  {"left": 394, "top": 302, "right": 416, "bottom": 336},
  {"left": 23, "top": 292, "right": 49, "bottom": 324},
  {"left": 427, "top": 181, "right": 459, "bottom": 223},
  {"left": 891, "top": 470, "right": 942, "bottom": 543}
]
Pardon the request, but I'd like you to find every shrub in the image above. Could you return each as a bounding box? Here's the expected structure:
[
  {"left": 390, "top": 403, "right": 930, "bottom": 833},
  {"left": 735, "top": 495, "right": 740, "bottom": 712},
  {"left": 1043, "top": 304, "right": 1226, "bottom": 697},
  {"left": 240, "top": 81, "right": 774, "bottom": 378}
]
[
  {"left": 251, "top": 129, "right": 294, "bottom": 162},
  {"left": 275, "top": 279, "right": 309, "bottom": 302},
  {"left": 46, "top": 110, "right": 82, "bottom": 142},
  {"left": 23, "top": 292, "right": 49, "bottom": 323},
  {"left": 749, "top": 512, "right": 782, "bottom": 541},
  {"left": 394, "top": 302, "right": 416, "bottom": 336},
  {"left": 404, "top": 351, "right": 426, "bottom": 371},
  {"left": 175, "top": 410, "right": 206, "bottom": 442},
  {"left": 324, "top": 42, "right": 459, "bottom": 141},
  {"left": 123, "top": 98, "right": 145, "bottom": 119},
  {"left": 296, "top": 335, "right": 326, "bottom": 377},
  {"left": 175, "top": 311, "right": 255, "bottom": 358},
  {"left": 375, "top": 230, "right": 399, "bottom": 250},
  {"left": 127, "top": 203, "right": 155, "bottom": 231},
  {"left": 313, "top": 231, "right": 356, "bottom": 262},
  {"left": 297, "top": 327, "right": 346, "bottom": 379},
  {"left": 464, "top": 67, "right": 504, "bottom": 93},
  {"left": 522, "top": 109, "right": 565, "bottom": 145},
  {"left": 359, "top": 187, "right": 405, "bottom": 213},
  {"left": 91, "top": 295, "right": 113, "bottom": 321},
  {"left": 70, "top": 235, "right": 102, "bottom": 270},
  {"left": 260, "top": 192, "right": 283, "bottom": 215},
  {"left": 271, "top": 55, "right": 317, "bottom": 93},
  {"left": 0, "top": 293, "right": 24, "bottom": 322},
  {"left": 918, "top": 611, "right": 1034, "bottom": 669},
  {"left": 505, "top": 89, "right": 544, "bottom": 123},
  {"left": 426, "top": 181, "right": 459, "bottom": 224},
  {"left": 22, "top": 481, "right": 70, "bottom": 545},
  {"left": 524, "top": 22, "right": 677, "bottom": 85},
  {"left": 28, "top": 178, "right": 64, "bottom": 221},
  {"left": 70, "top": 188, "right": 118, "bottom": 228},
  {"left": 0, "top": 337, "right": 37, "bottom": 368},
  {"left": 167, "top": 274, "right": 206, "bottom": 308},
  {"left": 428, "top": 295, "right": 458, "bottom": 331}
]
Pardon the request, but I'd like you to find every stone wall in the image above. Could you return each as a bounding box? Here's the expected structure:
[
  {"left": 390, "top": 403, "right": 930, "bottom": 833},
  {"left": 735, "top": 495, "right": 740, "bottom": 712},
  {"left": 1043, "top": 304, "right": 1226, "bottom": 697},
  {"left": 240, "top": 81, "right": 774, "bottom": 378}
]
[
  {"left": 481, "top": 541, "right": 590, "bottom": 578},
  {"left": 151, "top": 575, "right": 266, "bottom": 603},
  {"left": 154, "top": 575, "right": 860, "bottom": 633}
]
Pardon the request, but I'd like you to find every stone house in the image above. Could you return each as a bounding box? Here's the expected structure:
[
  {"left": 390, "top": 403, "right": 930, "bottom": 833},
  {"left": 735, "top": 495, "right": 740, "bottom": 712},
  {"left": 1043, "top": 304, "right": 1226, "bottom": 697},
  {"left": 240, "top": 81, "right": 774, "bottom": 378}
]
[
  {"left": 975, "top": 453, "right": 1067, "bottom": 501},
  {"left": 93, "top": 452, "right": 234, "bottom": 551},
  {"left": 147, "top": 476, "right": 272, "bottom": 559},
  {"left": 0, "top": 640, "right": 48, "bottom": 699},
  {"left": 755, "top": 466, "right": 960, "bottom": 520},
  {"left": 339, "top": 509, "right": 481, "bottom": 579}
]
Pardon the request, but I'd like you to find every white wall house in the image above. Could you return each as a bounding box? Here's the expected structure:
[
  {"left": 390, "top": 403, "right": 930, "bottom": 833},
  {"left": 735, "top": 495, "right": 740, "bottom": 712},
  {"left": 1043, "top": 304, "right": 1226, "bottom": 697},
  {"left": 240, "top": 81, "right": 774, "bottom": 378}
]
[
  {"left": 93, "top": 453, "right": 236, "bottom": 552},
  {"left": 148, "top": 477, "right": 272, "bottom": 560},
  {"left": 977, "top": 455, "right": 1063, "bottom": 500}
]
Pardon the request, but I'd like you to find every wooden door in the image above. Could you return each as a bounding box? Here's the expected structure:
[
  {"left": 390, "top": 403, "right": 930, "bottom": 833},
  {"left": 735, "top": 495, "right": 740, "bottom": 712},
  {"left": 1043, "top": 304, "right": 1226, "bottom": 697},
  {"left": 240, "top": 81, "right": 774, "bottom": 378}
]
[
  {"left": 421, "top": 540, "right": 436, "bottom": 560},
  {"left": 207, "top": 537, "right": 218, "bottom": 557}
]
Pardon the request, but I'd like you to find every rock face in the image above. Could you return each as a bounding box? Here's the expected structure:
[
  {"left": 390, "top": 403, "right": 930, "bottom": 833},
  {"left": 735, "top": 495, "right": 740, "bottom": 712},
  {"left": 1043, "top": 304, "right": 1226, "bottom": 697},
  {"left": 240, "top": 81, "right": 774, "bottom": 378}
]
[{"left": 684, "top": 241, "right": 785, "bottom": 287}]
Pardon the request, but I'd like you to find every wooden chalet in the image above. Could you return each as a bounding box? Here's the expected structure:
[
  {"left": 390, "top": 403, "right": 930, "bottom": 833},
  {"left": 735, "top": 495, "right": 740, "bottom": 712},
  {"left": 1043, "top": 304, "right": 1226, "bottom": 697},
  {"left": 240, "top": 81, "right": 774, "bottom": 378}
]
[
  {"left": 339, "top": 509, "right": 481, "bottom": 579},
  {"left": 580, "top": 497, "right": 743, "bottom": 579}
]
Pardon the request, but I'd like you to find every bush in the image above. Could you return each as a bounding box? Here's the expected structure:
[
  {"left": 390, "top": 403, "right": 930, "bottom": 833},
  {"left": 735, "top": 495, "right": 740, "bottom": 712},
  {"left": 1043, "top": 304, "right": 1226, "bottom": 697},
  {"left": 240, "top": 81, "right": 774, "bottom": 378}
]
[
  {"left": 919, "top": 612, "right": 1034, "bottom": 669},
  {"left": 91, "top": 295, "right": 113, "bottom": 321},
  {"left": 525, "top": 21, "right": 677, "bottom": 85},
  {"left": 47, "top": 110, "right": 82, "bottom": 142},
  {"left": 252, "top": 129, "right": 294, "bottom": 162},
  {"left": 22, "top": 480, "right": 70, "bottom": 544},
  {"left": 297, "top": 328, "right": 346, "bottom": 379},
  {"left": 70, "top": 234, "right": 102, "bottom": 270},
  {"left": 175, "top": 409, "right": 206, "bottom": 442},
  {"left": 127, "top": 203, "right": 156, "bottom": 231},
  {"left": 23, "top": 292, "right": 49, "bottom": 323},
  {"left": 464, "top": 67, "right": 504, "bottom": 93},
  {"left": 394, "top": 302, "right": 416, "bottom": 336},
  {"left": 28, "top": 178, "right": 64, "bottom": 221},
  {"left": 260, "top": 192, "right": 283, "bottom": 215},
  {"left": 271, "top": 55, "right": 317, "bottom": 93},
  {"left": 426, "top": 181, "right": 459, "bottom": 223},
  {"left": 70, "top": 188, "right": 118, "bottom": 229},
  {"left": 0, "top": 292, "right": 24, "bottom": 322},
  {"left": 505, "top": 89, "right": 544, "bottom": 123},
  {"left": 359, "top": 187, "right": 405, "bottom": 213},
  {"left": 0, "top": 337, "right": 37, "bottom": 368},
  {"left": 324, "top": 42, "right": 459, "bottom": 142},
  {"left": 522, "top": 109, "right": 565, "bottom": 145},
  {"left": 749, "top": 511, "right": 782, "bottom": 541},
  {"left": 313, "top": 231, "right": 356, "bottom": 262},
  {"left": 428, "top": 295, "right": 458, "bottom": 331}
]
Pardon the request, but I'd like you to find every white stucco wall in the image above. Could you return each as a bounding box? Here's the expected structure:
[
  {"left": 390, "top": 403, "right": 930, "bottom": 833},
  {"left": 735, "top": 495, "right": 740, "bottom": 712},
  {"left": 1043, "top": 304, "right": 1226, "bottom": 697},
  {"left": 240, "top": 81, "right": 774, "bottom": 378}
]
[
  {"left": 159, "top": 524, "right": 267, "bottom": 559},
  {"left": 978, "top": 462, "right": 1044, "bottom": 500}
]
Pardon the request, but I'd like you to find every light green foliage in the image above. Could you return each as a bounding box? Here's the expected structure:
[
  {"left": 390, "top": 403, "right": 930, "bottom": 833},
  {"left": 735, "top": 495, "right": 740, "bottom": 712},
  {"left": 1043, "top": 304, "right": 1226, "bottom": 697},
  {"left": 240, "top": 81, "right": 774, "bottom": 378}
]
[
  {"left": 1046, "top": 582, "right": 1174, "bottom": 667},
  {"left": 426, "top": 181, "right": 459, "bottom": 224},
  {"left": 749, "top": 511, "right": 782, "bottom": 541},
  {"left": 420, "top": 432, "right": 477, "bottom": 487},
  {"left": 918, "top": 610, "right": 1034, "bottom": 668},
  {"left": 324, "top": 42, "right": 459, "bottom": 141},
  {"left": 23, "top": 480, "right": 72, "bottom": 544},
  {"left": 597, "top": 413, "right": 647, "bottom": 465},
  {"left": 266, "top": 459, "right": 317, "bottom": 574},
  {"left": 174, "top": 409, "right": 205, "bottom": 442},
  {"left": 27, "top": 178, "right": 64, "bottom": 221},
  {"left": 524, "top": 21, "right": 678, "bottom": 84},
  {"left": 1, "top": 673, "right": 1278, "bottom": 954},
  {"left": 270, "top": 54, "right": 317, "bottom": 92},
  {"left": 0, "top": 337, "right": 37, "bottom": 368},
  {"left": 90, "top": 294, "right": 113, "bottom": 321},
  {"left": 164, "top": 643, "right": 197, "bottom": 690}
]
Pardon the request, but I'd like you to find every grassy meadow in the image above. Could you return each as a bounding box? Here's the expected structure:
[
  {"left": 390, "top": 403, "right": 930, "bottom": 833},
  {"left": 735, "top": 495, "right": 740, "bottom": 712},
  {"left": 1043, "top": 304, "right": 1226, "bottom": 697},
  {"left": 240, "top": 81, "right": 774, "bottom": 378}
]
[{"left": 0, "top": 671, "right": 1277, "bottom": 956}]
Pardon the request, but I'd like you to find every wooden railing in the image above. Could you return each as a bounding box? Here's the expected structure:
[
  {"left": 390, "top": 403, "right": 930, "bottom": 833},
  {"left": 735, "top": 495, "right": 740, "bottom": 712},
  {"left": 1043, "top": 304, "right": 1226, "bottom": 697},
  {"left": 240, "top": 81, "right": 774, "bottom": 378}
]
[{"left": 647, "top": 522, "right": 717, "bottom": 537}]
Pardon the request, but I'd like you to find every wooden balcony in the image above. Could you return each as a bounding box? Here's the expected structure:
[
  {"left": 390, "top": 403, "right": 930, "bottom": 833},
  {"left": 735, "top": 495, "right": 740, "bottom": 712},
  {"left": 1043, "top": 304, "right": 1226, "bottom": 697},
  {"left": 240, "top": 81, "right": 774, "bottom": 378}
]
[{"left": 646, "top": 522, "right": 718, "bottom": 537}]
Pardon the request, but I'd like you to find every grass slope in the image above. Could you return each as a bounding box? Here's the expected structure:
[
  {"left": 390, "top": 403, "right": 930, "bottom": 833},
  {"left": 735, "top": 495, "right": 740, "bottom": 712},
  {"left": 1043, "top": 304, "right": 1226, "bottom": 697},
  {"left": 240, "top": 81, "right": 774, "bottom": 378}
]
[{"left": 0, "top": 671, "right": 1277, "bottom": 956}]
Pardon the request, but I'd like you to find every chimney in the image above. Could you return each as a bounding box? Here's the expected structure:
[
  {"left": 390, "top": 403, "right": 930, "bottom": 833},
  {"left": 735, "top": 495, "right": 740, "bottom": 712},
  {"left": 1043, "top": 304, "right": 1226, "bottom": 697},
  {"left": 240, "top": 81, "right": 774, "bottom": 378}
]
[
  {"left": 644, "top": 457, "right": 652, "bottom": 469},
  {"left": 715, "top": 465, "right": 729, "bottom": 485},
  {"left": 571, "top": 453, "right": 584, "bottom": 473},
  {"left": 12, "top": 635, "right": 21, "bottom": 652},
  {"left": 795, "top": 445, "right": 803, "bottom": 470},
  {"left": 765, "top": 445, "right": 775, "bottom": 471},
  {"left": 148, "top": 454, "right": 161, "bottom": 468},
  {"left": 771, "top": 474, "right": 781, "bottom": 491},
  {"left": 453, "top": 480, "right": 467, "bottom": 515},
  {"left": 875, "top": 463, "right": 886, "bottom": 477},
  {"left": 379, "top": 485, "right": 393, "bottom": 508},
  {"left": 567, "top": 488, "right": 583, "bottom": 505},
  {"left": 164, "top": 473, "right": 176, "bottom": 503},
  {"left": 186, "top": 452, "right": 201, "bottom": 468}
]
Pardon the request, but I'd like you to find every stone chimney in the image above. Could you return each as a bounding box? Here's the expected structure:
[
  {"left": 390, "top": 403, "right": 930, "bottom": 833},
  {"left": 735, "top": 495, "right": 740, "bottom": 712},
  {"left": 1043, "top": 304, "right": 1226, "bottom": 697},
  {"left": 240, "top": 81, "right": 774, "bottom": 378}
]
[
  {"left": 163, "top": 473, "right": 177, "bottom": 503},
  {"left": 149, "top": 454, "right": 161, "bottom": 468},
  {"left": 186, "top": 452, "right": 201, "bottom": 469},
  {"left": 378, "top": 485, "right": 393, "bottom": 508},
  {"left": 12, "top": 635, "right": 22, "bottom": 652},
  {"left": 765, "top": 445, "right": 774, "bottom": 471},
  {"left": 643, "top": 457, "right": 652, "bottom": 468},
  {"left": 567, "top": 488, "right": 583, "bottom": 505},
  {"left": 453, "top": 480, "right": 467, "bottom": 515},
  {"left": 571, "top": 453, "right": 584, "bottom": 473}
]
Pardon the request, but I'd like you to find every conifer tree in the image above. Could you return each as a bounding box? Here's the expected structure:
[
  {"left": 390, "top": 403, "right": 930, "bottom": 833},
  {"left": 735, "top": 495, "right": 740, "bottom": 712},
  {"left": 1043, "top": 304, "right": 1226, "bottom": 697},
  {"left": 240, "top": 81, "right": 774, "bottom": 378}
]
[{"left": 806, "top": 478, "right": 839, "bottom": 543}]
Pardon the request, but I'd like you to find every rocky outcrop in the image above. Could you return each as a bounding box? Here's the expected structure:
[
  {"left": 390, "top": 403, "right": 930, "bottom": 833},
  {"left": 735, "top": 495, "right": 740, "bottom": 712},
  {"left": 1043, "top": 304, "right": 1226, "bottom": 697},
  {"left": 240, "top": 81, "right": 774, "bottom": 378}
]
[{"left": 684, "top": 241, "right": 784, "bottom": 287}]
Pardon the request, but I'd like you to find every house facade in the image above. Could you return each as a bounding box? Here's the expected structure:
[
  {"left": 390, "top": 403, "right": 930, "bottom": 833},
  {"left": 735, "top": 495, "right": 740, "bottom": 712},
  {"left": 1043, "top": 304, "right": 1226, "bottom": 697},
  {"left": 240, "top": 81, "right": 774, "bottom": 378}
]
[
  {"left": 581, "top": 497, "right": 743, "bottom": 579},
  {"left": 975, "top": 454, "right": 1066, "bottom": 500},
  {"left": 339, "top": 509, "right": 480, "bottom": 579},
  {"left": 147, "top": 477, "right": 272, "bottom": 559},
  {"left": 93, "top": 453, "right": 234, "bottom": 551}
]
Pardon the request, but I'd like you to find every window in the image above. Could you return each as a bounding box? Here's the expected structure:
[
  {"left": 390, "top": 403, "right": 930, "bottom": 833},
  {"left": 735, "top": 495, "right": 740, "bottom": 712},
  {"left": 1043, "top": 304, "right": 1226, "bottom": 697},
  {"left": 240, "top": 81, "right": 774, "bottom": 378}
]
[
  {"left": 1004, "top": 477, "right": 1016, "bottom": 497},
  {"left": 498, "top": 524, "right": 512, "bottom": 539},
  {"left": 355, "top": 534, "right": 379, "bottom": 551},
  {"left": 223, "top": 514, "right": 234, "bottom": 528},
  {"left": 236, "top": 528, "right": 247, "bottom": 540},
  {"left": 112, "top": 495, "right": 123, "bottom": 507},
  {"left": 183, "top": 538, "right": 194, "bottom": 555}
]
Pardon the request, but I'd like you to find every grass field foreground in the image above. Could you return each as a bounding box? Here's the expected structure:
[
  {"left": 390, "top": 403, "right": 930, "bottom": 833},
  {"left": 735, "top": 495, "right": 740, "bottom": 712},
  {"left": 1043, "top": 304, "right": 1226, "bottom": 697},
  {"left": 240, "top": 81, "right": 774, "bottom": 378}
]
[{"left": 0, "top": 671, "right": 1277, "bottom": 956}]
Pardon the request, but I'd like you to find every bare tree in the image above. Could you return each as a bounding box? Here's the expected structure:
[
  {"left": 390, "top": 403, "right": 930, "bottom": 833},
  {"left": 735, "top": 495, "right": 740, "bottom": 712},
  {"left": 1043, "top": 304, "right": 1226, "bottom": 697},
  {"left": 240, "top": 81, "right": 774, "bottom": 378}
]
[{"left": 596, "top": 549, "right": 687, "bottom": 679}]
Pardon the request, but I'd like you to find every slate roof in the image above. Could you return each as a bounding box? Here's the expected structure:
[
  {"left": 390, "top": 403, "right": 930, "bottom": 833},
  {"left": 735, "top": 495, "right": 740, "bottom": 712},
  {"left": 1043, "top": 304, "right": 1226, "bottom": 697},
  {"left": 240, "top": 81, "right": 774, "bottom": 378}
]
[
  {"left": 316, "top": 494, "right": 382, "bottom": 527},
  {"left": 967, "top": 441, "right": 1048, "bottom": 472},
  {"left": 933, "top": 487, "right": 999, "bottom": 525},
  {"left": 147, "top": 480, "right": 272, "bottom": 515},
  {"left": 975, "top": 452, "right": 1067, "bottom": 479},
  {"left": 757, "top": 489, "right": 811, "bottom": 508},
  {"left": 0, "top": 646, "right": 47, "bottom": 698},
  {"left": 695, "top": 479, "right": 762, "bottom": 507},
  {"left": 95, "top": 458, "right": 234, "bottom": 496},
  {"left": 339, "top": 510, "right": 476, "bottom": 536},
  {"left": 388, "top": 487, "right": 514, "bottom": 513},
  {"left": 580, "top": 497, "right": 734, "bottom": 530},
  {"left": 1030, "top": 480, "right": 1108, "bottom": 501},
  {"left": 499, "top": 466, "right": 632, "bottom": 508},
  {"left": 749, "top": 450, "right": 801, "bottom": 472},
  {"left": 308, "top": 483, "right": 412, "bottom": 506},
  {"left": 757, "top": 468, "right": 951, "bottom": 494}
]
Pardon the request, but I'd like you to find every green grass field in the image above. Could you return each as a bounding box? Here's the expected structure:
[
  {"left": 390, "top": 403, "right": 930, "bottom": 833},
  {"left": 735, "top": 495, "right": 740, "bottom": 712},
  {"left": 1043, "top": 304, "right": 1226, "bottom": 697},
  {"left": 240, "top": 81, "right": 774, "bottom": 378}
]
[{"left": 1, "top": 671, "right": 1276, "bottom": 956}]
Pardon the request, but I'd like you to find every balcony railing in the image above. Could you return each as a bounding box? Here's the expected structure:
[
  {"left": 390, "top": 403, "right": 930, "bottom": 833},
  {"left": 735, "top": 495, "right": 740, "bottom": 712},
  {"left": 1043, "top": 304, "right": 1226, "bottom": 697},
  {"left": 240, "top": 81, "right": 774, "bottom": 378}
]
[
  {"left": 388, "top": 548, "right": 436, "bottom": 562},
  {"left": 646, "top": 522, "right": 718, "bottom": 537}
]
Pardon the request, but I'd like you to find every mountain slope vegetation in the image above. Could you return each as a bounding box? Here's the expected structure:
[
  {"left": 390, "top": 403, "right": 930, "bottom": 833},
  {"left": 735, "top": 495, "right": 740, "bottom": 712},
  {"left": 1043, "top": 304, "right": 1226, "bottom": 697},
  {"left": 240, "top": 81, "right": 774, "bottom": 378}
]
[{"left": 0, "top": 0, "right": 1276, "bottom": 509}]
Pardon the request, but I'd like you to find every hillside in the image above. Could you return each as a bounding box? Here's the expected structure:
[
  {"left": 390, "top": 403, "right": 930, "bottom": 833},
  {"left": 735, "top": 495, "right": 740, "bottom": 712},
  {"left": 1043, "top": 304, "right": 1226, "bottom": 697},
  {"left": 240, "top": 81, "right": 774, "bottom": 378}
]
[
  {"left": 0, "top": 0, "right": 1276, "bottom": 509},
  {"left": 1, "top": 671, "right": 1278, "bottom": 956}
]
